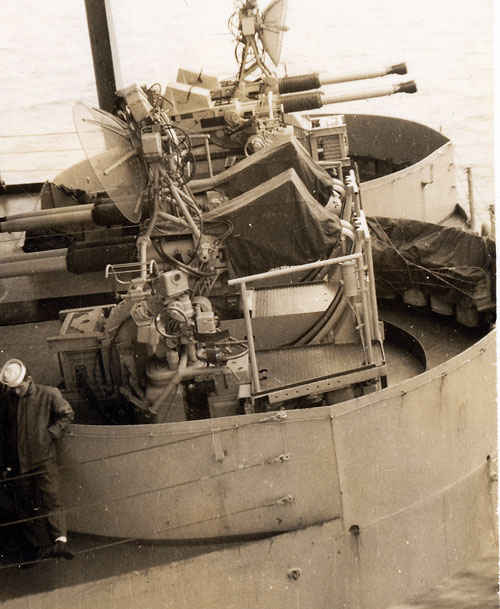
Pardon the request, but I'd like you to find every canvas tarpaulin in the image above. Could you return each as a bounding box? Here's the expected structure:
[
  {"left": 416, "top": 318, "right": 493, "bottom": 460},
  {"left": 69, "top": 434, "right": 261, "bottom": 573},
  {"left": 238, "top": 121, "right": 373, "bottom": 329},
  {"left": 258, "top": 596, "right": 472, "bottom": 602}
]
[
  {"left": 368, "top": 217, "right": 495, "bottom": 310},
  {"left": 204, "top": 168, "right": 342, "bottom": 277},
  {"left": 191, "top": 134, "right": 335, "bottom": 206}
]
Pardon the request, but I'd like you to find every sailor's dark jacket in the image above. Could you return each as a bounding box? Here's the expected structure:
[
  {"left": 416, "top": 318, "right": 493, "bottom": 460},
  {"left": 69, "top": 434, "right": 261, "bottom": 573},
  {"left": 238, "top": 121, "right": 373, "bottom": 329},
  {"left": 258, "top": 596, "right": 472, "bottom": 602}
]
[{"left": 0, "top": 383, "right": 74, "bottom": 473}]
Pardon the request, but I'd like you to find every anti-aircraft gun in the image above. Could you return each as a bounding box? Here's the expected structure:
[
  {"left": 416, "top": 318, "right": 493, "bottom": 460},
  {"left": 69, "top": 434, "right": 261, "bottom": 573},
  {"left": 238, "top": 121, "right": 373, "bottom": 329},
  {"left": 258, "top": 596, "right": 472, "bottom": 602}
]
[
  {"left": 164, "top": 0, "right": 416, "bottom": 176},
  {"left": 0, "top": 0, "right": 404, "bottom": 424},
  {"left": 0, "top": 77, "right": 388, "bottom": 425}
]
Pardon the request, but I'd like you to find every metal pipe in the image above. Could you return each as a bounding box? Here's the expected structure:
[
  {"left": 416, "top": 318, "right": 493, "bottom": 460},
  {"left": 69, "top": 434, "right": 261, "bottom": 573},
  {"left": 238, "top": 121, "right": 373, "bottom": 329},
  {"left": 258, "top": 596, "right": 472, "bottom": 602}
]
[
  {"left": 365, "top": 238, "right": 382, "bottom": 344},
  {"left": 228, "top": 253, "right": 362, "bottom": 286},
  {"left": 138, "top": 169, "right": 159, "bottom": 280},
  {"left": 166, "top": 177, "right": 200, "bottom": 240},
  {"left": 358, "top": 212, "right": 382, "bottom": 344},
  {"left": 150, "top": 348, "right": 188, "bottom": 415},
  {"left": 240, "top": 281, "right": 260, "bottom": 393},
  {"left": 340, "top": 222, "right": 355, "bottom": 243},
  {"left": 343, "top": 188, "right": 353, "bottom": 222},
  {"left": 356, "top": 255, "right": 374, "bottom": 364},
  {"left": 346, "top": 170, "right": 361, "bottom": 216},
  {"left": 148, "top": 362, "right": 217, "bottom": 383},
  {"left": 156, "top": 211, "right": 189, "bottom": 227},
  {"left": 205, "top": 138, "right": 213, "bottom": 178}
]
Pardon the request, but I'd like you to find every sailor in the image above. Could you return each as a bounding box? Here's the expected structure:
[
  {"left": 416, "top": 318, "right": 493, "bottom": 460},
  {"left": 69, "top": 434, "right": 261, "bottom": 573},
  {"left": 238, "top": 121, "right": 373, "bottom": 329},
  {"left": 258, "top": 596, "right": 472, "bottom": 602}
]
[{"left": 0, "top": 359, "right": 75, "bottom": 560}]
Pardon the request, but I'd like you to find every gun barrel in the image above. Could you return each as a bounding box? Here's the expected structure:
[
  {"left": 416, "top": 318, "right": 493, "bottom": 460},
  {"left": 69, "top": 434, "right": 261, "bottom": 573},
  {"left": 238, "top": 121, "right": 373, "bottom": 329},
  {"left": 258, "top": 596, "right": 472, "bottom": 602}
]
[
  {"left": 0, "top": 201, "right": 129, "bottom": 233},
  {"left": 0, "top": 249, "right": 68, "bottom": 278},
  {"left": 280, "top": 80, "right": 417, "bottom": 113},
  {"left": 278, "top": 63, "right": 407, "bottom": 94},
  {"left": 0, "top": 205, "right": 95, "bottom": 233},
  {"left": 321, "top": 80, "right": 417, "bottom": 105},
  {"left": 0, "top": 236, "right": 138, "bottom": 278}
]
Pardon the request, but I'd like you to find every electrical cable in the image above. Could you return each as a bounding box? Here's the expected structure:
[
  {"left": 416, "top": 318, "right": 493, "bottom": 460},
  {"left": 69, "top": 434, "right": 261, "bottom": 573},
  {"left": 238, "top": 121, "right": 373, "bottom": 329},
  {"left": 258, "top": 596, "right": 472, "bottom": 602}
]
[
  {"left": 145, "top": 83, "right": 173, "bottom": 109},
  {"left": 152, "top": 239, "right": 215, "bottom": 278},
  {"left": 176, "top": 187, "right": 203, "bottom": 263},
  {"left": 204, "top": 218, "right": 234, "bottom": 244}
]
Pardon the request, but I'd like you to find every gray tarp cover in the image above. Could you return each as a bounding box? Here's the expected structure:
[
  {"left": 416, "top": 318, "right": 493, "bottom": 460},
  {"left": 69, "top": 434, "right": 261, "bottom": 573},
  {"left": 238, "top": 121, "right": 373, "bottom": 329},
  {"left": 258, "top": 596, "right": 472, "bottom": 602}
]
[
  {"left": 204, "top": 168, "right": 341, "bottom": 277},
  {"left": 194, "top": 135, "right": 335, "bottom": 206},
  {"left": 368, "top": 217, "right": 496, "bottom": 309}
]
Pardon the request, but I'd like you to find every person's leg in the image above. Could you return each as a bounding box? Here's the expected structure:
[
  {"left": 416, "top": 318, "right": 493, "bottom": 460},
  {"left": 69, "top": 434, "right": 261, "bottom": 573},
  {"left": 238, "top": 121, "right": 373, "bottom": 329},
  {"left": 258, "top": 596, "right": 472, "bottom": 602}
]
[
  {"left": 33, "top": 463, "right": 73, "bottom": 559},
  {"left": 17, "top": 472, "right": 51, "bottom": 546},
  {"left": 33, "top": 462, "right": 66, "bottom": 541},
  {"left": 9, "top": 470, "right": 51, "bottom": 560}
]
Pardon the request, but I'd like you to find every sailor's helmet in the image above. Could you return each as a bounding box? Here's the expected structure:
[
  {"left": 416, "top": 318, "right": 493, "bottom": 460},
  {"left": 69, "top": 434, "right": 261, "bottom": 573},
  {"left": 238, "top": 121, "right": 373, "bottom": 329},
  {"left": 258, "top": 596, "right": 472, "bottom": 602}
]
[{"left": 0, "top": 359, "right": 27, "bottom": 388}]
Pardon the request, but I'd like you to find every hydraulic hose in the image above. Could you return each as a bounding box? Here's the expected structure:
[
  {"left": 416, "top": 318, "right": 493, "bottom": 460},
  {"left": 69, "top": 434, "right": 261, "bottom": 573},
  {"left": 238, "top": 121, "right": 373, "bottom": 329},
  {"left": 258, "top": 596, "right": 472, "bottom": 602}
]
[
  {"left": 150, "top": 348, "right": 188, "bottom": 414},
  {"left": 292, "top": 286, "right": 345, "bottom": 346},
  {"left": 309, "top": 295, "right": 348, "bottom": 344}
]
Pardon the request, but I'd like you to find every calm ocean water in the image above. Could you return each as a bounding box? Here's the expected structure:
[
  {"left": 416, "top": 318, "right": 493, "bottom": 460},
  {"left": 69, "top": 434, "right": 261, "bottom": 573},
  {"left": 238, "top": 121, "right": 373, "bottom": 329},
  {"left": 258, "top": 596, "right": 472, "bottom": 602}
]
[{"left": 0, "top": 0, "right": 494, "bottom": 223}]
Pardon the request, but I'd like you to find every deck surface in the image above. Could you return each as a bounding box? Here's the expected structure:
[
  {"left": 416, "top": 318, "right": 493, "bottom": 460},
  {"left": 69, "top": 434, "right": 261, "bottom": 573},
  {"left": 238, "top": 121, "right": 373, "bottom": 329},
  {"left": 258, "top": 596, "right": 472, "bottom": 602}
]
[
  {"left": 0, "top": 308, "right": 492, "bottom": 604},
  {"left": 0, "top": 533, "right": 230, "bottom": 604},
  {"left": 257, "top": 342, "right": 383, "bottom": 391},
  {"left": 0, "top": 303, "right": 481, "bottom": 403},
  {"left": 378, "top": 301, "right": 485, "bottom": 369}
]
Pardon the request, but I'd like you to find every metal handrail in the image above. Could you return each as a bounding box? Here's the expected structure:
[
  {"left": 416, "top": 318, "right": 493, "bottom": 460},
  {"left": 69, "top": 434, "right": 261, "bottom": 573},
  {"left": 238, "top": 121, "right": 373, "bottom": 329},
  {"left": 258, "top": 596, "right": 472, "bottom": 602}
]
[
  {"left": 227, "top": 253, "right": 362, "bottom": 286},
  {"left": 105, "top": 260, "right": 158, "bottom": 285},
  {"left": 228, "top": 253, "right": 363, "bottom": 395}
]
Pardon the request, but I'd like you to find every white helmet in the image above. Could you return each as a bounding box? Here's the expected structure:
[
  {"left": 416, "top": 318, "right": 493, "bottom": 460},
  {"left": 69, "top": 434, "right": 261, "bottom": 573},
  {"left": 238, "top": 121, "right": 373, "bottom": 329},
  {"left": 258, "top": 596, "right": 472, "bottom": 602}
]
[{"left": 0, "top": 359, "right": 27, "bottom": 388}]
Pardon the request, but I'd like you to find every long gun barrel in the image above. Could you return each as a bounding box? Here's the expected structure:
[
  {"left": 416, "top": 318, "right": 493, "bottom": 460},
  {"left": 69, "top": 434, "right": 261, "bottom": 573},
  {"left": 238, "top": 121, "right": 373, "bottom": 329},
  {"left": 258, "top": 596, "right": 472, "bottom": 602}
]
[
  {"left": 280, "top": 80, "right": 417, "bottom": 114},
  {"left": 278, "top": 63, "right": 407, "bottom": 95},
  {"left": 0, "top": 201, "right": 128, "bottom": 233},
  {"left": 0, "top": 236, "right": 137, "bottom": 278}
]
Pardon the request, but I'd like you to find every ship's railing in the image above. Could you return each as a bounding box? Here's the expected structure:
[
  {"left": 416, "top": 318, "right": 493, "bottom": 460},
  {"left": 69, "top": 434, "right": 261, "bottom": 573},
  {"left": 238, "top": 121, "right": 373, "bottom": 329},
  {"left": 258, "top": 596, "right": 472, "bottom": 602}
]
[
  {"left": 105, "top": 260, "right": 158, "bottom": 285},
  {"left": 345, "top": 169, "right": 383, "bottom": 348},
  {"left": 228, "top": 252, "right": 375, "bottom": 394}
]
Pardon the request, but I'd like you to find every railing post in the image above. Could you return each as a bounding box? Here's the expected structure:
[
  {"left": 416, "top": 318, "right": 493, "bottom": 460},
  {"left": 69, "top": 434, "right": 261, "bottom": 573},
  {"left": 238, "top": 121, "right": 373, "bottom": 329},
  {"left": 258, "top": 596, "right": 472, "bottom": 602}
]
[
  {"left": 358, "top": 211, "right": 382, "bottom": 345},
  {"left": 356, "top": 255, "right": 374, "bottom": 364},
  {"left": 240, "top": 281, "right": 260, "bottom": 393}
]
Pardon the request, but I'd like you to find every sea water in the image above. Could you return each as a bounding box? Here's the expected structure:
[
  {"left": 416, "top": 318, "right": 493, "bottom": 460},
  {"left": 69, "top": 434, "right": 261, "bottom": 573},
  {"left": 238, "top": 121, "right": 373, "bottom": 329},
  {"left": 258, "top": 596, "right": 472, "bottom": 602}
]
[{"left": 0, "top": 0, "right": 494, "bottom": 224}]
